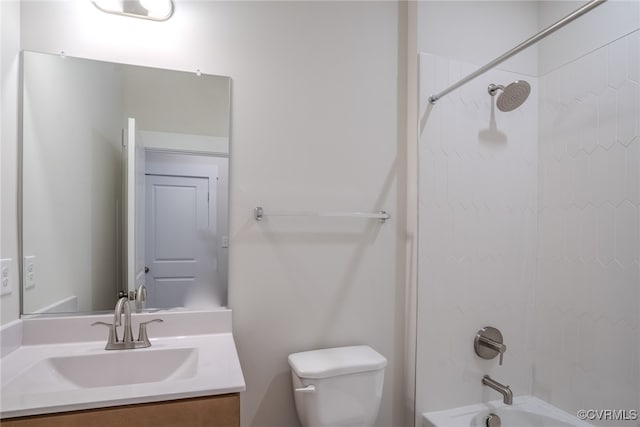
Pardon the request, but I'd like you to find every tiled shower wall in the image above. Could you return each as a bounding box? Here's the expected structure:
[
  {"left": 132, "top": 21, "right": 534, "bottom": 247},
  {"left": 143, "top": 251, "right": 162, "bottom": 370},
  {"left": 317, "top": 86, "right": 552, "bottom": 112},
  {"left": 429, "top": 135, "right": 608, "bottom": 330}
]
[
  {"left": 416, "top": 53, "right": 538, "bottom": 413},
  {"left": 534, "top": 30, "right": 640, "bottom": 416},
  {"left": 417, "top": 29, "right": 639, "bottom": 419}
]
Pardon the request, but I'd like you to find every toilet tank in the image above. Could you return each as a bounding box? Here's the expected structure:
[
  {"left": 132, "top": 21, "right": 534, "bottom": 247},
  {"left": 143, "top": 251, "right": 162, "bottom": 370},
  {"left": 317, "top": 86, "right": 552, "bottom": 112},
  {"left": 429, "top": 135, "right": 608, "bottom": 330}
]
[{"left": 288, "top": 345, "right": 387, "bottom": 427}]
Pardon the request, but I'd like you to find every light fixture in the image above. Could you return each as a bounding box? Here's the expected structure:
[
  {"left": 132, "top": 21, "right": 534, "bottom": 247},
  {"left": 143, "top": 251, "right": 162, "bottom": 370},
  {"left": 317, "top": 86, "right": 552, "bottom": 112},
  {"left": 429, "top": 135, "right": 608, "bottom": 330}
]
[{"left": 92, "top": 0, "right": 174, "bottom": 21}]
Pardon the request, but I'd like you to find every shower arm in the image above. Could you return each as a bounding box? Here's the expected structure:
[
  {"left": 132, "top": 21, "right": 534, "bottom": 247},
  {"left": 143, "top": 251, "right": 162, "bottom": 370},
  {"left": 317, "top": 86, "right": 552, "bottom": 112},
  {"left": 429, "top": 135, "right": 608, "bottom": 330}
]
[{"left": 427, "top": 0, "right": 607, "bottom": 105}]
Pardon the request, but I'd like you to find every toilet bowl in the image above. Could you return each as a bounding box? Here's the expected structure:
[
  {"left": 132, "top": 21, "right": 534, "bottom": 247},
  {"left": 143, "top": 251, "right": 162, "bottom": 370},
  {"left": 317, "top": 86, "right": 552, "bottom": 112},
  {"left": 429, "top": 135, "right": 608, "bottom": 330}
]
[{"left": 288, "top": 345, "right": 387, "bottom": 427}]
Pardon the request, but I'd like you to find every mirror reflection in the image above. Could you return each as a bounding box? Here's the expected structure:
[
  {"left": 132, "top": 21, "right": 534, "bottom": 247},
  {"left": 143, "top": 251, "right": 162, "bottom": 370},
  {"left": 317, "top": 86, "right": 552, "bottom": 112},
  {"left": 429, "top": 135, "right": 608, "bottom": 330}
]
[{"left": 21, "top": 51, "right": 230, "bottom": 315}]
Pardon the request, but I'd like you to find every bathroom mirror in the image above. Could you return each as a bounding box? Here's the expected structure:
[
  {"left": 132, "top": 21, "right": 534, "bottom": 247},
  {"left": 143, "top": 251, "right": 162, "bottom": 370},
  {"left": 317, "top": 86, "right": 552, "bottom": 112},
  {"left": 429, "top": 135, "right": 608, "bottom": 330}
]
[{"left": 21, "top": 51, "right": 230, "bottom": 315}]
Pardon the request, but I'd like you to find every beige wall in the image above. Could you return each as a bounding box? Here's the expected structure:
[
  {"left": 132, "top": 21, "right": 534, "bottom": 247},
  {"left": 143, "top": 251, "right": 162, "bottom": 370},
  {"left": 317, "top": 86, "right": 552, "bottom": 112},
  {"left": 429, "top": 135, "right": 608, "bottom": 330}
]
[{"left": 15, "top": 2, "right": 407, "bottom": 426}]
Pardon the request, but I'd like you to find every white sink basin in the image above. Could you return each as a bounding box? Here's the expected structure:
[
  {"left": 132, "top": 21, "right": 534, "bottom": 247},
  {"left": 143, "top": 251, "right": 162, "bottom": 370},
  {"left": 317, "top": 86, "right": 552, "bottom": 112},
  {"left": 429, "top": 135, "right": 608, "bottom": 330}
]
[
  {"left": 4, "top": 348, "right": 198, "bottom": 393},
  {"left": 50, "top": 348, "right": 198, "bottom": 388}
]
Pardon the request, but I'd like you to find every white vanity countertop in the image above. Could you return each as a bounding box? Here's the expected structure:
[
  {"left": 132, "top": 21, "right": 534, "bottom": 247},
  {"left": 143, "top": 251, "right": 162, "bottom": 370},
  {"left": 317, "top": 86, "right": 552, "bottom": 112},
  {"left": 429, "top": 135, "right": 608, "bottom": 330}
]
[{"left": 0, "top": 309, "right": 245, "bottom": 419}]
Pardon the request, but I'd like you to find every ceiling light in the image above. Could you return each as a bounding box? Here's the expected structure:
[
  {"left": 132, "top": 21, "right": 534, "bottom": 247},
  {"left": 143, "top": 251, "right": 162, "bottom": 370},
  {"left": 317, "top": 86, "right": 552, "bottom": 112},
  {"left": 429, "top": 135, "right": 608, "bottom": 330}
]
[{"left": 92, "top": 0, "right": 174, "bottom": 21}]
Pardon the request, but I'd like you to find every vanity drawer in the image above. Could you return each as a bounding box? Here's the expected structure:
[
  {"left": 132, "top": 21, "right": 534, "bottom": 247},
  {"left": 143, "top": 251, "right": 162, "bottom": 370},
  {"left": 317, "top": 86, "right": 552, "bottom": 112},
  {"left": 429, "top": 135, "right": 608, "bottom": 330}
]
[{"left": 2, "top": 393, "right": 240, "bottom": 427}]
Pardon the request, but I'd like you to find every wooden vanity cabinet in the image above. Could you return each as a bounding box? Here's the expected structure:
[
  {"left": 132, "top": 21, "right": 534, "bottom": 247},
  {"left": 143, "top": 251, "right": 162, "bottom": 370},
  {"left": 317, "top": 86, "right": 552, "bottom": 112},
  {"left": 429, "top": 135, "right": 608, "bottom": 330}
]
[{"left": 2, "top": 393, "right": 239, "bottom": 427}]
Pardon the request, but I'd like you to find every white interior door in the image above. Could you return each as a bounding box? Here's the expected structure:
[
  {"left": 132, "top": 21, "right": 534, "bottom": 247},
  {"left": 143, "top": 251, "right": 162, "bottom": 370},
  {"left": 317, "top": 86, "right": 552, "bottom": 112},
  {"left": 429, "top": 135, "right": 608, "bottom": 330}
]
[{"left": 145, "top": 174, "right": 212, "bottom": 308}]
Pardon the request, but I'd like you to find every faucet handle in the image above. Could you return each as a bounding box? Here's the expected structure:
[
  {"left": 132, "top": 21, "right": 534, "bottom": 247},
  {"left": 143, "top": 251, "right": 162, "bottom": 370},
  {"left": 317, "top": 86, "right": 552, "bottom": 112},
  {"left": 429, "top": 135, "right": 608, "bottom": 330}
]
[
  {"left": 480, "top": 335, "right": 507, "bottom": 365},
  {"left": 475, "top": 326, "right": 506, "bottom": 365},
  {"left": 92, "top": 321, "right": 119, "bottom": 348},
  {"left": 137, "top": 318, "right": 163, "bottom": 347}
]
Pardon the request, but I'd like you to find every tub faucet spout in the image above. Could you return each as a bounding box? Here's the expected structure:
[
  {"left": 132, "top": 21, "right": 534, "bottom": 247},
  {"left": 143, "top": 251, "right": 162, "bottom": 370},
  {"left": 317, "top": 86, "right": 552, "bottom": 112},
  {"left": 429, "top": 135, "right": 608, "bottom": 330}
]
[{"left": 482, "top": 375, "right": 513, "bottom": 405}]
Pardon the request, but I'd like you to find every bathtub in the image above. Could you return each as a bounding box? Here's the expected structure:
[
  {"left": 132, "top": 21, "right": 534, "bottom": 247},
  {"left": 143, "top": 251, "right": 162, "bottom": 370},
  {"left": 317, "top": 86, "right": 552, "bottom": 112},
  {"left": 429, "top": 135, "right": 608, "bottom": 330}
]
[{"left": 422, "top": 396, "right": 594, "bottom": 427}]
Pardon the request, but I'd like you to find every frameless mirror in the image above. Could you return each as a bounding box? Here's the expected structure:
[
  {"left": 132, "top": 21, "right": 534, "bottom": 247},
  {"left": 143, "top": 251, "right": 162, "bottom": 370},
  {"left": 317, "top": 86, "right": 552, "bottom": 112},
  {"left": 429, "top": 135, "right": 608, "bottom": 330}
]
[{"left": 21, "top": 51, "right": 230, "bottom": 315}]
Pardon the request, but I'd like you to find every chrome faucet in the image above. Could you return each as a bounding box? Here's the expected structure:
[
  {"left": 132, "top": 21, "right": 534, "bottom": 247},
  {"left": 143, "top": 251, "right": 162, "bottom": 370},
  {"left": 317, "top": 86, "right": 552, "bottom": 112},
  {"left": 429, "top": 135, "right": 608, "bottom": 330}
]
[
  {"left": 92, "top": 296, "right": 163, "bottom": 350},
  {"left": 482, "top": 375, "right": 513, "bottom": 405}
]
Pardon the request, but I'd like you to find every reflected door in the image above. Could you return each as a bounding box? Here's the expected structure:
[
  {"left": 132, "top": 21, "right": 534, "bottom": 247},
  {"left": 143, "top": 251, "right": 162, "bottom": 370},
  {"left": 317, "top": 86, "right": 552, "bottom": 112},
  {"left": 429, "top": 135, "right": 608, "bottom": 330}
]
[{"left": 145, "top": 175, "right": 212, "bottom": 308}]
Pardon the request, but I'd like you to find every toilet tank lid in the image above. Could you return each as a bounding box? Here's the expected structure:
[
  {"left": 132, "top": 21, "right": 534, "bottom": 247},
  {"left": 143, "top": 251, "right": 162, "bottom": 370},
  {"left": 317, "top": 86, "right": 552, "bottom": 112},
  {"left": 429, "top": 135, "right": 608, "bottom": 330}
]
[{"left": 288, "top": 345, "right": 387, "bottom": 379}]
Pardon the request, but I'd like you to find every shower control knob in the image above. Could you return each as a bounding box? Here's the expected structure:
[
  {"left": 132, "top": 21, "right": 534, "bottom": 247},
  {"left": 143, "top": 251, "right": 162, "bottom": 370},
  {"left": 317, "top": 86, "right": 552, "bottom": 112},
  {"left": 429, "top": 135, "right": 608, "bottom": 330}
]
[{"left": 474, "top": 326, "right": 507, "bottom": 365}]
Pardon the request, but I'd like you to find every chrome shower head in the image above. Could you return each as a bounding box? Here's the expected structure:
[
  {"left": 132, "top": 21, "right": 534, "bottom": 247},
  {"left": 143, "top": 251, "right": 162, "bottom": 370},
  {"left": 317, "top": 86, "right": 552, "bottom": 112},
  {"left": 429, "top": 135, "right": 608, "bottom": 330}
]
[{"left": 488, "top": 80, "right": 531, "bottom": 112}]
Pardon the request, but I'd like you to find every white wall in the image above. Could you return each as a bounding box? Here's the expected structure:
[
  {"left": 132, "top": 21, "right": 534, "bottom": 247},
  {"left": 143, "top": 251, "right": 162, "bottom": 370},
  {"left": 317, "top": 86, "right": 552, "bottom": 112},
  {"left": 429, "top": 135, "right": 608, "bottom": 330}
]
[
  {"left": 1, "top": 0, "right": 21, "bottom": 325},
  {"left": 17, "top": 2, "right": 407, "bottom": 426},
  {"left": 538, "top": 0, "right": 640, "bottom": 75},
  {"left": 535, "top": 27, "right": 640, "bottom": 423},
  {"left": 417, "top": 1, "right": 539, "bottom": 77}
]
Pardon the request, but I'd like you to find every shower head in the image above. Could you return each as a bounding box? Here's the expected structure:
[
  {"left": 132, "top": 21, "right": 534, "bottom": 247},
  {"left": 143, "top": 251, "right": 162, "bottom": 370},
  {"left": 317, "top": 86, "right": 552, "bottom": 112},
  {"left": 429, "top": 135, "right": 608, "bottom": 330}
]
[{"left": 488, "top": 80, "right": 531, "bottom": 112}]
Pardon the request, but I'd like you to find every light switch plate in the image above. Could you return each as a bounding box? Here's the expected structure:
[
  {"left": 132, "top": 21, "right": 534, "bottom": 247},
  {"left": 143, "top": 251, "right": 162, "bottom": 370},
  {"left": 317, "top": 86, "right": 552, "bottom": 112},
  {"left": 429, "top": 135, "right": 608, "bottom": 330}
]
[
  {"left": 24, "top": 256, "right": 36, "bottom": 290},
  {"left": 1, "top": 259, "right": 12, "bottom": 296}
]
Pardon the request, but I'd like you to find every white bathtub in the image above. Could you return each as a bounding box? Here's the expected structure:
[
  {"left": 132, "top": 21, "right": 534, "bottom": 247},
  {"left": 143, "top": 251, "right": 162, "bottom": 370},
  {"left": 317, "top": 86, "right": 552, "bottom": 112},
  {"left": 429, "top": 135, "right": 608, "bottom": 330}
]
[{"left": 422, "top": 396, "right": 594, "bottom": 427}]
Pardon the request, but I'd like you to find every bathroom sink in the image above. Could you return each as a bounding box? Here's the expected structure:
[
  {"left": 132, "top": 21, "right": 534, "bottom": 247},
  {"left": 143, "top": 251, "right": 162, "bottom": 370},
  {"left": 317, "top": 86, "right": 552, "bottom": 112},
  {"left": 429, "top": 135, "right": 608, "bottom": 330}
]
[
  {"left": 3, "top": 347, "right": 198, "bottom": 393},
  {"left": 1, "top": 310, "right": 246, "bottom": 419}
]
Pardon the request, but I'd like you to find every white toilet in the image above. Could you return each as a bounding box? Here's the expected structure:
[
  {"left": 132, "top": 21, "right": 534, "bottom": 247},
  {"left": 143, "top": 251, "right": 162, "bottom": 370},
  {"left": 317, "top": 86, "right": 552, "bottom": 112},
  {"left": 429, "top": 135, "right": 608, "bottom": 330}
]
[{"left": 288, "top": 345, "right": 387, "bottom": 427}]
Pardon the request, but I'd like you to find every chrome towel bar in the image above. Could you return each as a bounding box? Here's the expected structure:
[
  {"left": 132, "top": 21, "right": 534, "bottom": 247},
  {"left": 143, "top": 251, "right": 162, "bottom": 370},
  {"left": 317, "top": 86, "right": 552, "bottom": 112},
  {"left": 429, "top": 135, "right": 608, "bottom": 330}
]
[{"left": 253, "top": 206, "right": 390, "bottom": 223}]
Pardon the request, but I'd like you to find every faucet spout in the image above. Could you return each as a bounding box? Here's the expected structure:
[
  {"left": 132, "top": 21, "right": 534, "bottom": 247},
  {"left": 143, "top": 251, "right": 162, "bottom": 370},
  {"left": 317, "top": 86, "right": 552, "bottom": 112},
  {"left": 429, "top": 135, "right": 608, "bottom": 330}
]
[
  {"left": 482, "top": 375, "right": 513, "bottom": 405},
  {"left": 114, "top": 296, "right": 134, "bottom": 343}
]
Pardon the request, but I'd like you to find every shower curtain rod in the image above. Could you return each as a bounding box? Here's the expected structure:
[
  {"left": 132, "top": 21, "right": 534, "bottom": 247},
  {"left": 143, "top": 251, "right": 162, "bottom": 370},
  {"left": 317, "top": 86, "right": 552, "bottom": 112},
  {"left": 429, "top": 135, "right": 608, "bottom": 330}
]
[{"left": 428, "top": 0, "right": 608, "bottom": 105}]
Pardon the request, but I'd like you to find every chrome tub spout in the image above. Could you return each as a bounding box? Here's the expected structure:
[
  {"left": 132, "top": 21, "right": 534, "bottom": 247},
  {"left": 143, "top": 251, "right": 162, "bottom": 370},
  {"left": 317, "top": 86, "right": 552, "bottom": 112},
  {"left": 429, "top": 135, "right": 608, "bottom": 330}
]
[{"left": 482, "top": 375, "right": 513, "bottom": 405}]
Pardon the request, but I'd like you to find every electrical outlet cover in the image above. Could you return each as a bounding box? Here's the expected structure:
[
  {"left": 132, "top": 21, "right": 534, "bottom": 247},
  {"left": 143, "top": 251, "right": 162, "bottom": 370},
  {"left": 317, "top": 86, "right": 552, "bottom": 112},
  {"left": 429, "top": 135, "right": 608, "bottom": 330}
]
[
  {"left": 24, "top": 256, "right": 36, "bottom": 290},
  {"left": 1, "top": 259, "right": 12, "bottom": 296}
]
